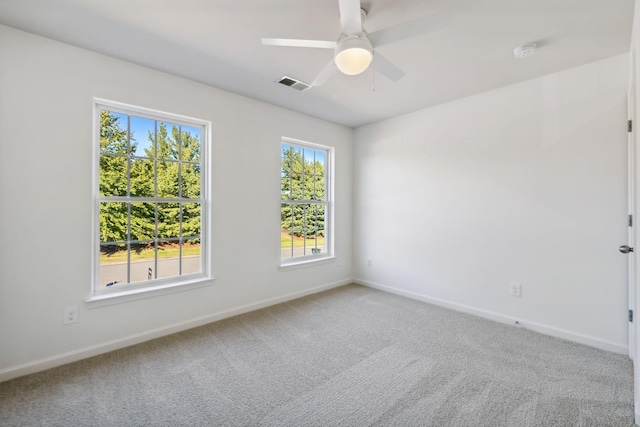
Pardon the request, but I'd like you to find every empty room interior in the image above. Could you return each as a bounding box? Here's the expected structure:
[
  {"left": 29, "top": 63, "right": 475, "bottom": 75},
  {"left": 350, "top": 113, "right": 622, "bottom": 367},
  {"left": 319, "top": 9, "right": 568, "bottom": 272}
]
[{"left": 2, "top": 0, "right": 640, "bottom": 425}]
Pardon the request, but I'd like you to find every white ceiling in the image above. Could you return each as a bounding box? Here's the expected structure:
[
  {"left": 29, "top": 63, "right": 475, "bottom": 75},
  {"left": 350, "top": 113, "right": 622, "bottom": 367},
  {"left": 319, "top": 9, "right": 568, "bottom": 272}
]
[{"left": 0, "top": 0, "right": 633, "bottom": 128}]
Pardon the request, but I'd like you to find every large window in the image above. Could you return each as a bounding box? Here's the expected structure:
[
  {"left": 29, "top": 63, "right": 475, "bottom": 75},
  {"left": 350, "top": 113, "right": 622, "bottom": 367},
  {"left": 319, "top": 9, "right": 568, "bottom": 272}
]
[
  {"left": 280, "top": 139, "right": 331, "bottom": 263},
  {"left": 94, "top": 101, "right": 209, "bottom": 295}
]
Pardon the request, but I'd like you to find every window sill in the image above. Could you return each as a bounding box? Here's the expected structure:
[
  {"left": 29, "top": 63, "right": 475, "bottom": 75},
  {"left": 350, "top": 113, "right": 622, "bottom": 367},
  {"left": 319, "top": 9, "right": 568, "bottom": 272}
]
[
  {"left": 279, "top": 255, "right": 336, "bottom": 271},
  {"left": 86, "top": 276, "right": 214, "bottom": 308}
]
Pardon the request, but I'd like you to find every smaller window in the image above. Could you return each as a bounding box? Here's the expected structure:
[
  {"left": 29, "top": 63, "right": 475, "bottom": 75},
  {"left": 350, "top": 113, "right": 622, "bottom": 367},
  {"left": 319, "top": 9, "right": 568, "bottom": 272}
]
[{"left": 280, "top": 138, "right": 332, "bottom": 264}]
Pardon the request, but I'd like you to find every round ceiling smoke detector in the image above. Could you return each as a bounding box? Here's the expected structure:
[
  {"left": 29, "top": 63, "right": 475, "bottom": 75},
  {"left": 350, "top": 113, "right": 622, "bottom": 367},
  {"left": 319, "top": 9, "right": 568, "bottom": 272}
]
[{"left": 513, "top": 43, "right": 536, "bottom": 59}]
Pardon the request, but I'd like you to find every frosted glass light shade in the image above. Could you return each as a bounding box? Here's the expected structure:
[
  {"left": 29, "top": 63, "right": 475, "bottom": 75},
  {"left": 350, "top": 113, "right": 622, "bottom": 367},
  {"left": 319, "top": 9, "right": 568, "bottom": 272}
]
[{"left": 334, "top": 36, "right": 373, "bottom": 76}]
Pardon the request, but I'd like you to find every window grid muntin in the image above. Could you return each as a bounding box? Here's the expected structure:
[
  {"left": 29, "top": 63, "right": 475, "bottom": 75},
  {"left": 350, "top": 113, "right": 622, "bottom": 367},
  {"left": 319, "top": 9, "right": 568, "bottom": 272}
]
[{"left": 97, "top": 105, "right": 206, "bottom": 291}]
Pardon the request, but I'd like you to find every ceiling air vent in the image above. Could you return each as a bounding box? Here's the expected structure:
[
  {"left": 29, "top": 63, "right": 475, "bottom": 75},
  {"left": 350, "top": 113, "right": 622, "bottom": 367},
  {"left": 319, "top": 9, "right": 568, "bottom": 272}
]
[{"left": 277, "top": 76, "right": 310, "bottom": 92}]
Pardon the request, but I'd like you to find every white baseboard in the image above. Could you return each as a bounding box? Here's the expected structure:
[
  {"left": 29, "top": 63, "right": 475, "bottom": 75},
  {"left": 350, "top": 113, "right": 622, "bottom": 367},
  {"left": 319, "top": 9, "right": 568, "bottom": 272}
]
[
  {"left": 0, "top": 279, "right": 352, "bottom": 383},
  {"left": 354, "top": 278, "right": 628, "bottom": 355}
]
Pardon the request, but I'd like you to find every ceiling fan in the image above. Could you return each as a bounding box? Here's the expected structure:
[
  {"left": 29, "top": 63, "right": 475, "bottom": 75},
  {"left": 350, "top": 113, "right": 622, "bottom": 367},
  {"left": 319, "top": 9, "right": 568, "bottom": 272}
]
[{"left": 261, "top": 0, "right": 449, "bottom": 87}]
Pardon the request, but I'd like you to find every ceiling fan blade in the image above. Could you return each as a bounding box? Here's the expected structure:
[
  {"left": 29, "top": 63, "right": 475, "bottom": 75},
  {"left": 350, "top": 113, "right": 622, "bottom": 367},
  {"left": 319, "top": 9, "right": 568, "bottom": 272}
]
[
  {"left": 369, "top": 12, "right": 451, "bottom": 48},
  {"left": 311, "top": 60, "right": 337, "bottom": 87},
  {"left": 373, "top": 53, "right": 405, "bottom": 82},
  {"left": 261, "top": 38, "right": 337, "bottom": 49},
  {"left": 338, "top": 0, "right": 362, "bottom": 34}
]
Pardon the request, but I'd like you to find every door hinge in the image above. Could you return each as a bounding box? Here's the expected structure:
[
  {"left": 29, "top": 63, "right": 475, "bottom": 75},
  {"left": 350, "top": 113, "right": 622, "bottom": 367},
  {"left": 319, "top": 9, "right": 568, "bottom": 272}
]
[
  {"left": 629, "top": 120, "right": 633, "bottom": 132},
  {"left": 630, "top": 214, "right": 633, "bottom": 227},
  {"left": 630, "top": 309, "right": 634, "bottom": 322}
]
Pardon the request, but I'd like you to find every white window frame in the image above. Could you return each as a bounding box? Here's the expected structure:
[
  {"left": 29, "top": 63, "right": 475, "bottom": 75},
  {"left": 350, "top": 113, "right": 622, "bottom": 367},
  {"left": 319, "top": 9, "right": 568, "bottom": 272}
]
[
  {"left": 280, "top": 137, "right": 334, "bottom": 268},
  {"left": 89, "top": 99, "right": 212, "bottom": 306}
]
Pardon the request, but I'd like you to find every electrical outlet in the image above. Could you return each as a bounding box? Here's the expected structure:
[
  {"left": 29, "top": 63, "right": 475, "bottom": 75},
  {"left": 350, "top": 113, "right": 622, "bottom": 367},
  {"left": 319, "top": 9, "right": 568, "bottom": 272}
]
[
  {"left": 509, "top": 283, "right": 522, "bottom": 297},
  {"left": 367, "top": 259, "right": 373, "bottom": 267},
  {"left": 64, "top": 306, "right": 78, "bottom": 324},
  {"left": 336, "top": 258, "right": 342, "bottom": 267}
]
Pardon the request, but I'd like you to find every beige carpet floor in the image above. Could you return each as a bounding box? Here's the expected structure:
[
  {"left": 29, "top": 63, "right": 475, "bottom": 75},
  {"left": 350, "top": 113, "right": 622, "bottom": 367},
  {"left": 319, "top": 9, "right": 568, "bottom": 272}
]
[{"left": 0, "top": 284, "right": 634, "bottom": 426}]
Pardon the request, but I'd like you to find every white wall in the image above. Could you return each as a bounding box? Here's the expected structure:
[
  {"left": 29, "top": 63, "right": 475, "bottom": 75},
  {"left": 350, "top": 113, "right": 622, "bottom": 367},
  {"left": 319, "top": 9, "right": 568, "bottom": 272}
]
[
  {"left": 0, "top": 25, "right": 353, "bottom": 379},
  {"left": 354, "top": 53, "right": 630, "bottom": 353}
]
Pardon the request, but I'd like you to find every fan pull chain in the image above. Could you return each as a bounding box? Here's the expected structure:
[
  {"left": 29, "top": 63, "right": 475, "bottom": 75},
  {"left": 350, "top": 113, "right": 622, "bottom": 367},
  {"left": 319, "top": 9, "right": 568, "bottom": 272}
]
[
  {"left": 371, "top": 65, "right": 376, "bottom": 92},
  {"left": 332, "top": 74, "right": 336, "bottom": 98}
]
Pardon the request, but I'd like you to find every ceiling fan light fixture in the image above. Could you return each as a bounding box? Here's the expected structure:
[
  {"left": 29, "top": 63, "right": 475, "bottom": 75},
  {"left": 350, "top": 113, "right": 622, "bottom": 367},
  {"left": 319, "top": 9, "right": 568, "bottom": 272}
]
[{"left": 334, "top": 35, "right": 373, "bottom": 75}]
